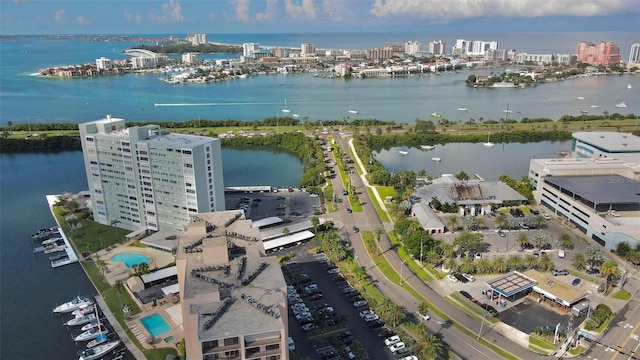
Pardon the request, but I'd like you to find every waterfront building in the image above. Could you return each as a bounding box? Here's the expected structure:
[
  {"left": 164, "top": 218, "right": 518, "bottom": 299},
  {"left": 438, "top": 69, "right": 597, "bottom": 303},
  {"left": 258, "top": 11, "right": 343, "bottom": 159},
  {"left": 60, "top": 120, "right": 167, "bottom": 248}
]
[
  {"left": 95, "top": 57, "right": 112, "bottom": 70},
  {"left": 124, "top": 48, "right": 168, "bottom": 69},
  {"left": 346, "top": 51, "right": 366, "bottom": 60},
  {"left": 555, "top": 53, "right": 578, "bottom": 65},
  {"left": 300, "top": 43, "right": 315, "bottom": 57},
  {"left": 366, "top": 48, "right": 393, "bottom": 60},
  {"left": 243, "top": 43, "right": 260, "bottom": 58},
  {"left": 453, "top": 39, "right": 498, "bottom": 56},
  {"left": 182, "top": 53, "right": 197, "bottom": 65},
  {"left": 629, "top": 43, "right": 640, "bottom": 64},
  {"left": 428, "top": 40, "right": 446, "bottom": 56},
  {"left": 528, "top": 132, "right": 640, "bottom": 250},
  {"left": 187, "top": 33, "right": 207, "bottom": 46},
  {"left": 384, "top": 43, "right": 404, "bottom": 56},
  {"left": 79, "top": 115, "right": 225, "bottom": 233},
  {"left": 177, "top": 211, "right": 288, "bottom": 360},
  {"left": 514, "top": 53, "right": 553, "bottom": 65},
  {"left": 405, "top": 41, "right": 422, "bottom": 55},
  {"left": 576, "top": 41, "right": 621, "bottom": 66}
]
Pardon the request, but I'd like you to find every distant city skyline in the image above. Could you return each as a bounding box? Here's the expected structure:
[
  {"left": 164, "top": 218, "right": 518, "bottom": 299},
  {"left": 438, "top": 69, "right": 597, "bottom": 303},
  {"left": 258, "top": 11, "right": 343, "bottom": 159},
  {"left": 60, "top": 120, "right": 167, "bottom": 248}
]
[{"left": 1, "top": 0, "right": 639, "bottom": 35}]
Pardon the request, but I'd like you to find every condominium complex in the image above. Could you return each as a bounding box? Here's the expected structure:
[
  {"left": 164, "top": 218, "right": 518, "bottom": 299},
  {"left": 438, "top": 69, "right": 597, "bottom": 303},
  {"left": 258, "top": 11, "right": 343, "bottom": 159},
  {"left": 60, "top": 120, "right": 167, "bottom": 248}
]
[
  {"left": 95, "top": 57, "right": 112, "bottom": 70},
  {"left": 187, "top": 33, "right": 208, "bottom": 46},
  {"left": 177, "top": 211, "right": 288, "bottom": 360},
  {"left": 243, "top": 43, "right": 260, "bottom": 58},
  {"left": 404, "top": 41, "right": 422, "bottom": 55},
  {"left": 576, "top": 41, "right": 621, "bottom": 66},
  {"left": 79, "top": 115, "right": 225, "bottom": 233},
  {"left": 453, "top": 39, "right": 498, "bottom": 56},
  {"left": 182, "top": 53, "right": 197, "bottom": 65},
  {"left": 629, "top": 43, "right": 640, "bottom": 64},
  {"left": 300, "top": 43, "right": 316, "bottom": 57},
  {"left": 428, "top": 40, "right": 446, "bottom": 56},
  {"left": 528, "top": 132, "right": 640, "bottom": 250}
]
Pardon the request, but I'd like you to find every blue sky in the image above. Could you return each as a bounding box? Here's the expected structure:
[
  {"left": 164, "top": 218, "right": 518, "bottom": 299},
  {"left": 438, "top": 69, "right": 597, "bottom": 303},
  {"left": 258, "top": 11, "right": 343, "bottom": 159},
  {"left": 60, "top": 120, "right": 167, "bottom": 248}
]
[{"left": 1, "top": 0, "right": 639, "bottom": 35}]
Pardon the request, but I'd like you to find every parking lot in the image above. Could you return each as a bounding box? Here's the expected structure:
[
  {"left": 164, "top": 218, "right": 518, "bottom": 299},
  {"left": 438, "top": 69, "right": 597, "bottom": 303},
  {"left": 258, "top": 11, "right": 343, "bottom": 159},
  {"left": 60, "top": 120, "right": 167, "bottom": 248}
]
[
  {"left": 499, "top": 299, "right": 586, "bottom": 335},
  {"left": 224, "top": 189, "right": 321, "bottom": 221},
  {"left": 281, "top": 248, "right": 405, "bottom": 360}
]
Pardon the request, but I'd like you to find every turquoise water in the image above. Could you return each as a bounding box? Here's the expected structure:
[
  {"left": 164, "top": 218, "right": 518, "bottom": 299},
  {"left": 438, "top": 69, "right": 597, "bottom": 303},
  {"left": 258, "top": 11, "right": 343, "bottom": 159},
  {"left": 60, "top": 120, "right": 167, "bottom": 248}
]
[
  {"left": 110, "top": 253, "right": 151, "bottom": 268},
  {"left": 140, "top": 313, "right": 172, "bottom": 337}
]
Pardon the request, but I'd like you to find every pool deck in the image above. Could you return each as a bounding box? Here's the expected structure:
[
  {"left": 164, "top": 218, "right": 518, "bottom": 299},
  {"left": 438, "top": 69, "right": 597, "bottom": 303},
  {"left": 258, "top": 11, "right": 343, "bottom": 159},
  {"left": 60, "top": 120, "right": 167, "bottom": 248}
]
[
  {"left": 126, "top": 300, "right": 183, "bottom": 351},
  {"left": 95, "top": 294, "right": 146, "bottom": 360},
  {"left": 98, "top": 246, "right": 175, "bottom": 286}
]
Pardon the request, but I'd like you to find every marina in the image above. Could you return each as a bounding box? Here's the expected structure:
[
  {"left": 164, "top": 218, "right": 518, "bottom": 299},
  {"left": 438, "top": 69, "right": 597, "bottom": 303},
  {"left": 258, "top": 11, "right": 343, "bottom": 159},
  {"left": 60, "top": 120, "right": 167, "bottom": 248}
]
[{"left": 30, "top": 224, "right": 79, "bottom": 268}]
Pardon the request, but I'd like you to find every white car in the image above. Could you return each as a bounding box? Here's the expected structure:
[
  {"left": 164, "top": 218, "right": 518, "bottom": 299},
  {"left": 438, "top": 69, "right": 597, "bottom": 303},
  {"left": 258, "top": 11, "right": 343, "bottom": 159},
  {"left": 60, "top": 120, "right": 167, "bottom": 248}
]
[
  {"left": 363, "top": 313, "right": 380, "bottom": 322},
  {"left": 446, "top": 274, "right": 459, "bottom": 283},
  {"left": 295, "top": 312, "right": 312, "bottom": 320},
  {"left": 359, "top": 310, "right": 373, "bottom": 319},
  {"left": 418, "top": 312, "right": 430, "bottom": 321},
  {"left": 309, "top": 193, "right": 319, "bottom": 198},
  {"left": 327, "top": 268, "right": 341, "bottom": 275},
  {"left": 542, "top": 214, "right": 551, "bottom": 220},
  {"left": 384, "top": 335, "right": 401, "bottom": 346},
  {"left": 389, "top": 342, "right": 406, "bottom": 353},
  {"left": 353, "top": 300, "right": 368, "bottom": 308},
  {"left": 462, "top": 274, "right": 475, "bottom": 282},
  {"left": 399, "top": 356, "right": 419, "bottom": 360}
]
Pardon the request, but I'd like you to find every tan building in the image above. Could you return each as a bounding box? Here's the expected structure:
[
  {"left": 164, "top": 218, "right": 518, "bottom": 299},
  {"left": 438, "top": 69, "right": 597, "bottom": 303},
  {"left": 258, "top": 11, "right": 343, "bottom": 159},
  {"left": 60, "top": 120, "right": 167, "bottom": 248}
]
[
  {"left": 177, "top": 211, "right": 288, "bottom": 360},
  {"left": 576, "top": 41, "right": 622, "bottom": 66}
]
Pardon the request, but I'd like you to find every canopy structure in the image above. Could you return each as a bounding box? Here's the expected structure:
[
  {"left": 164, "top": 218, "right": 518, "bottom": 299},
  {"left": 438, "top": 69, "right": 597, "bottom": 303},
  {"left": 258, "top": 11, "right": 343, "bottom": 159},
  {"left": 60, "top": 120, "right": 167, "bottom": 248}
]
[{"left": 263, "top": 231, "right": 315, "bottom": 252}]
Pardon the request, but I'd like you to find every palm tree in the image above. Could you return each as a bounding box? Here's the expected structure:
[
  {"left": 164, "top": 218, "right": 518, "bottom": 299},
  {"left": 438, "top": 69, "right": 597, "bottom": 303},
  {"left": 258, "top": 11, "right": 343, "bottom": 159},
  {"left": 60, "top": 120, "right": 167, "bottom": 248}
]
[
  {"left": 115, "top": 279, "right": 125, "bottom": 306},
  {"left": 475, "top": 258, "right": 491, "bottom": 274},
  {"left": 516, "top": 233, "right": 531, "bottom": 249},
  {"left": 572, "top": 253, "right": 586, "bottom": 270},
  {"left": 533, "top": 233, "right": 550, "bottom": 249},
  {"left": 386, "top": 303, "right": 407, "bottom": 327},
  {"left": 492, "top": 256, "right": 508, "bottom": 273},
  {"left": 413, "top": 332, "right": 443, "bottom": 360},
  {"left": 459, "top": 257, "right": 476, "bottom": 274},
  {"left": 538, "top": 253, "right": 554, "bottom": 272},
  {"left": 440, "top": 243, "right": 455, "bottom": 259},
  {"left": 374, "top": 227, "right": 385, "bottom": 255},
  {"left": 94, "top": 257, "right": 107, "bottom": 275},
  {"left": 558, "top": 233, "right": 574, "bottom": 249},
  {"left": 376, "top": 297, "right": 395, "bottom": 318},
  {"left": 418, "top": 301, "right": 429, "bottom": 318},
  {"left": 110, "top": 219, "right": 121, "bottom": 241},
  {"left": 524, "top": 254, "right": 539, "bottom": 270},
  {"left": 507, "top": 255, "right": 523, "bottom": 271},
  {"left": 446, "top": 216, "right": 458, "bottom": 233},
  {"left": 600, "top": 259, "right": 621, "bottom": 291},
  {"left": 444, "top": 258, "right": 458, "bottom": 273},
  {"left": 495, "top": 213, "right": 507, "bottom": 230},
  {"left": 425, "top": 249, "right": 441, "bottom": 266}
]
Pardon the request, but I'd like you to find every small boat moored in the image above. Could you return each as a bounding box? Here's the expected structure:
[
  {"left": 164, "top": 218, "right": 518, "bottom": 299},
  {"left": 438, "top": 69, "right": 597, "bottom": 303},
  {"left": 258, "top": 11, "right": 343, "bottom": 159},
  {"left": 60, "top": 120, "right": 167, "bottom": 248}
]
[
  {"left": 74, "top": 325, "right": 108, "bottom": 342},
  {"left": 399, "top": 150, "right": 409, "bottom": 155},
  {"left": 431, "top": 112, "right": 441, "bottom": 118},
  {"left": 64, "top": 313, "right": 97, "bottom": 327},
  {"left": 53, "top": 296, "right": 93, "bottom": 314},
  {"left": 420, "top": 145, "right": 435, "bottom": 150},
  {"left": 432, "top": 157, "right": 442, "bottom": 162},
  {"left": 615, "top": 102, "right": 627, "bottom": 108},
  {"left": 78, "top": 340, "right": 121, "bottom": 360}
]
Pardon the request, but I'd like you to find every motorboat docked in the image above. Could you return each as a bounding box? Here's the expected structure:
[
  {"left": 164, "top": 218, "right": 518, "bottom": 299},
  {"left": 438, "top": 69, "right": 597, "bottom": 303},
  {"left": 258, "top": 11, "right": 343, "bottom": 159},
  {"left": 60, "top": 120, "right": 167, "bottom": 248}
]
[
  {"left": 432, "top": 157, "right": 442, "bottom": 162},
  {"left": 483, "top": 133, "right": 495, "bottom": 148},
  {"left": 431, "top": 112, "right": 441, "bottom": 118},
  {"left": 32, "top": 227, "right": 59, "bottom": 240},
  {"left": 615, "top": 102, "right": 627, "bottom": 108},
  {"left": 457, "top": 106, "right": 467, "bottom": 111},
  {"left": 42, "top": 237, "right": 62, "bottom": 246},
  {"left": 348, "top": 109, "right": 359, "bottom": 114},
  {"left": 53, "top": 296, "right": 93, "bottom": 314},
  {"left": 86, "top": 333, "right": 108, "bottom": 348},
  {"left": 81, "top": 319, "right": 100, "bottom": 331},
  {"left": 64, "top": 313, "right": 97, "bottom": 327},
  {"left": 590, "top": 105, "right": 599, "bottom": 108},
  {"left": 420, "top": 145, "right": 435, "bottom": 150},
  {"left": 72, "top": 304, "right": 95, "bottom": 317},
  {"left": 78, "top": 340, "right": 121, "bottom": 360},
  {"left": 399, "top": 150, "right": 409, "bottom": 155},
  {"left": 74, "top": 325, "right": 107, "bottom": 342},
  {"left": 292, "top": 113, "right": 300, "bottom": 118}
]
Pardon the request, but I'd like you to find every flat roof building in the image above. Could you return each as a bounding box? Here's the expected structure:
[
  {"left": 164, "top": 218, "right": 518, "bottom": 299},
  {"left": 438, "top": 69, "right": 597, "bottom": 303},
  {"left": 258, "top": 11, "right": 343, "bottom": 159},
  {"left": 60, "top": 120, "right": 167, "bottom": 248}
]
[
  {"left": 79, "top": 115, "right": 225, "bottom": 233},
  {"left": 176, "top": 211, "right": 288, "bottom": 360}
]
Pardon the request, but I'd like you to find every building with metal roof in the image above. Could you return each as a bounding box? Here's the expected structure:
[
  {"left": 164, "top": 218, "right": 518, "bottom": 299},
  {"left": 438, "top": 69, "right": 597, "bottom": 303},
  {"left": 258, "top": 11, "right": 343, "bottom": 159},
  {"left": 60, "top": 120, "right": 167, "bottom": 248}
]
[
  {"left": 572, "top": 132, "right": 640, "bottom": 160},
  {"left": 485, "top": 271, "right": 538, "bottom": 299}
]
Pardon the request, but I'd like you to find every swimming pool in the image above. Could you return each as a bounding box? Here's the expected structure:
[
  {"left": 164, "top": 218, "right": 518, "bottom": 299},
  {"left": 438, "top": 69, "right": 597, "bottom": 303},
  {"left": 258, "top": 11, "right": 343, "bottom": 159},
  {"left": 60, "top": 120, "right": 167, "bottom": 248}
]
[
  {"left": 110, "top": 253, "right": 151, "bottom": 268},
  {"left": 140, "top": 313, "right": 172, "bottom": 337}
]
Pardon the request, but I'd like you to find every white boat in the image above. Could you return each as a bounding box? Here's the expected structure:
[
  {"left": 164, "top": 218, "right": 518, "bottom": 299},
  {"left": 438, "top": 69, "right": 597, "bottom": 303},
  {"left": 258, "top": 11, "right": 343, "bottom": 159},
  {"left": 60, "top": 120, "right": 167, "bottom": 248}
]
[
  {"left": 348, "top": 109, "right": 359, "bottom": 114},
  {"left": 281, "top": 98, "right": 291, "bottom": 114},
  {"left": 42, "top": 237, "right": 62, "bottom": 245},
  {"left": 86, "top": 332, "right": 108, "bottom": 348},
  {"left": 81, "top": 319, "right": 100, "bottom": 331},
  {"left": 576, "top": 96, "right": 584, "bottom": 100},
  {"left": 64, "top": 313, "right": 97, "bottom": 327},
  {"left": 72, "top": 304, "right": 95, "bottom": 317},
  {"left": 432, "top": 157, "right": 441, "bottom": 162},
  {"left": 78, "top": 340, "right": 121, "bottom": 360},
  {"left": 74, "top": 325, "right": 107, "bottom": 342},
  {"left": 590, "top": 105, "right": 599, "bottom": 108},
  {"left": 483, "top": 133, "right": 495, "bottom": 148},
  {"left": 580, "top": 110, "right": 589, "bottom": 114},
  {"left": 292, "top": 113, "right": 300, "bottom": 118},
  {"left": 348, "top": 99, "right": 359, "bottom": 114},
  {"left": 431, "top": 112, "right": 441, "bottom": 118},
  {"left": 628, "top": 84, "right": 632, "bottom": 89},
  {"left": 399, "top": 150, "right": 409, "bottom": 155},
  {"left": 615, "top": 102, "right": 627, "bottom": 108},
  {"left": 420, "top": 145, "right": 435, "bottom": 150},
  {"left": 53, "top": 296, "right": 93, "bottom": 314},
  {"left": 457, "top": 106, "right": 467, "bottom": 111},
  {"left": 503, "top": 108, "right": 513, "bottom": 113}
]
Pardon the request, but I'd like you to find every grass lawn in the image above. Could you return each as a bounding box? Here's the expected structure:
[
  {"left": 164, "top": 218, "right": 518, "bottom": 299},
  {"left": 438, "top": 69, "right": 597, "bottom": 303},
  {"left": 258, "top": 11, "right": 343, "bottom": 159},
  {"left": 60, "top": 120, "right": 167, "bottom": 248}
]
[
  {"left": 569, "top": 346, "right": 586, "bottom": 355},
  {"left": 448, "top": 293, "right": 499, "bottom": 324},
  {"left": 594, "top": 315, "right": 614, "bottom": 333},
  {"left": 365, "top": 187, "right": 390, "bottom": 223},
  {"left": 375, "top": 186, "right": 395, "bottom": 201},
  {"left": 529, "top": 334, "right": 557, "bottom": 350},
  {"left": 613, "top": 289, "right": 632, "bottom": 301}
]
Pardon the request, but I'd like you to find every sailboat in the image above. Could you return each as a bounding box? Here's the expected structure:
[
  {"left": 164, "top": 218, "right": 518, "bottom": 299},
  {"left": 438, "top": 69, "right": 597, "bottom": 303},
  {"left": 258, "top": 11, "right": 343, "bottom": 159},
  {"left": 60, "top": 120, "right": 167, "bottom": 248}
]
[
  {"left": 348, "top": 99, "right": 359, "bottom": 114},
  {"left": 457, "top": 105, "right": 467, "bottom": 111},
  {"left": 420, "top": 145, "right": 435, "bottom": 150},
  {"left": 483, "top": 132, "right": 495, "bottom": 147},
  {"left": 431, "top": 157, "right": 442, "bottom": 162},
  {"left": 281, "top": 98, "right": 291, "bottom": 114}
]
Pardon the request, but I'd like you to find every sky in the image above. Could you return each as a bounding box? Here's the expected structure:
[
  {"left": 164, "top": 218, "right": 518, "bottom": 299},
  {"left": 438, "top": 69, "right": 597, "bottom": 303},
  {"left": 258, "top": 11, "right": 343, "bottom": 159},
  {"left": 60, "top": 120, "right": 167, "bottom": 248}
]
[{"left": 1, "top": 0, "right": 639, "bottom": 35}]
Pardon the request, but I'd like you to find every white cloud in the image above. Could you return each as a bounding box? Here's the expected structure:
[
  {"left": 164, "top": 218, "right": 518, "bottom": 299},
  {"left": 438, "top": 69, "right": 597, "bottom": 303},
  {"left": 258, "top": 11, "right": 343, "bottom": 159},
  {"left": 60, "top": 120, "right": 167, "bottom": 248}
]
[
  {"left": 124, "top": 10, "right": 142, "bottom": 23},
  {"left": 370, "top": 0, "right": 637, "bottom": 19},
  {"left": 54, "top": 9, "right": 65, "bottom": 23},
  {"left": 75, "top": 16, "right": 91, "bottom": 25},
  {"left": 150, "top": 0, "right": 184, "bottom": 22},
  {"left": 234, "top": 0, "right": 250, "bottom": 23},
  {"left": 321, "top": 0, "right": 350, "bottom": 23},
  {"left": 135, "top": 14, "right": 142, "bottom": 23},
  {"left": 13, "top": 0, "right": 28, "bottom": 4},
  {"left": 256, "top": 0, "right": 278, "bottom": 22},
  {"left": 285, "top": 0, "right": 316, "bottom": 20}
]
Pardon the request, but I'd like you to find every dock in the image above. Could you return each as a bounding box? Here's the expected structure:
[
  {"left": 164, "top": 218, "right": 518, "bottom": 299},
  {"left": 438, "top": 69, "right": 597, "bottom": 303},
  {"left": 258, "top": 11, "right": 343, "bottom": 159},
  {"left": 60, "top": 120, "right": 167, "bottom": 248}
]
[
  {"left": 32, "top": 225, "right": 78, "bottom": 268},
  {"left": 51, "top": 227, "right": 78, "bottom": 268}
]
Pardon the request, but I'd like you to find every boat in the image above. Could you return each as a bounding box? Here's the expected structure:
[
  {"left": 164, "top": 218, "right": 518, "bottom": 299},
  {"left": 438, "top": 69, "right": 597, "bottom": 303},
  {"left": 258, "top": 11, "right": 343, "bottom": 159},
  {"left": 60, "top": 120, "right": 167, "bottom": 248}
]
[
  {"left": 420, "top": 145, "right": 435, "bottom": 150},
  {"left": 431, "top": 112, "right": 441, "bottom": 118},
  {"left": 292, "top": 113, "right": 300, "bottom": 118},
  {"left": 590, "top": 105, "right": 599, "bottom": 108},
  {"left": 628, "top": 84, "right": 632, "bottom": 89},
  {"left": 503, "top": 108, "right": 512, "bottom": 113},
  {"left": 483, "top": 133, "right": 495, "bottom": 148},
  {"left": 576, "top": 96, "right": 584, "bottom": 100},
  {"left": 281, "top": 98, "right": 291, "bottom": 114},
  {"left": 53, "top": 296, "right": 93, "bottom": 314},
  {"left": 42, "top": 237, "right": 62, "bottom": 245},
  {"left": 78, "top": 340, "right": 121, "bottom": 360},
  {"left": 348, "top": 109, "right": 359, "bottom": 114},
  {"left": 431, "top": 157, "right": 441, "bottom": 162},
  {"left": 32, "top": 227, "right": 59, "bottom": 240},
  {"left": 74, "top": 325, "right": 107, "bottom": 342},
  {"left": 81, "top": 319, "right": 100, "bottom": 331},
  {"left": 457, "top": 106, "right": 467, "bottom": 111},
  {"left": 72, "top": 304, "right": 95, "bottom": 317},
  {"left": 399, "top": 150, "right": 409, "bottom": 155},
  {"left": 615, "top": 102, "right": 627, "bottom": 108},
  {"left": 64, "top": 313, "right": 97, "bottom": 327},
  {"left": 580, "top": 110, "right": 589, "bottom": 114},
  {"left": 86, "top": 333, "right": 108, "bottom": 349}
]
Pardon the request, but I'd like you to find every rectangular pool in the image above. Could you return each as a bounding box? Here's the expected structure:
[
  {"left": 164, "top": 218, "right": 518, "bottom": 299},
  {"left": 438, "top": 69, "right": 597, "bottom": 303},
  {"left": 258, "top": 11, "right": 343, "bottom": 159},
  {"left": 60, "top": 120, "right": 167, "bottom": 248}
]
[{"left": 140, "top": 313, "right": 172, "bottom": 337}]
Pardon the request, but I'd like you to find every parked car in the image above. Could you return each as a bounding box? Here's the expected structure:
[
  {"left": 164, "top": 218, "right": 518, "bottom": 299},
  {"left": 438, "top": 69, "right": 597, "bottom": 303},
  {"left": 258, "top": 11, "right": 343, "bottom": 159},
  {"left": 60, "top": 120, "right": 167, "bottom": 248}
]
[
  {"left": 384, "top": 335, "right": 401, "bottom": 346},
  {"left": 353, "top": 300, "right": 368, "bottom": 308},
  {"left": 481, "top": 304, "right": 498, "bottom": 314},
  {"left": 399, "top": 356, "right": 419, "bottom": 360},
  {"left": 389, "top": 342, "right": 406, "bottom": 353},
  {"left": 363, "top": 313, "right": 380, "bottom": 322},
  {"left": 446, "top": 275, "right": 459, "bottom": 283},
  {"left": 342, "top": 287, "right": 357, "bottom": 295},
  {"left": 453, "top": 274, "right": 468, "bottom": 283},
  {"left": 337, "top": 331, "right": 353, "bottom": 345},
  {"left": 497, "top": 230, "right": 506, "bottom": 237},
  {"left": 359, "top": 310, "right": 373, "bottom": 319},
  {"left": 377, "top": 328, "right": 395, "bottom": 338},
  {"left": 301, "top": 323, "right": 318, "bottom": 332},
  {"left": 368, "top": 320, "right": 385, "bottom": 328},
  {"left": 571, "top": 278, "right": 581, "bottom": 286},
  {"left": 327, "top": 267, "right": 341, "bottom": 275},
  {"left": 530, "top": 208, "right": 540, "bottom": 215},
  {"left": 518, "top": 222, "right": 529, "bottom": 230},
  {"left": 342, "top": 189, "right": 348, "bottom": 195},
  {"left": 542, "top": 214, "right": 551, "bottom": 220},
  {"left": 309, "top": 293, "right": 324, "bottom": 301},
  {"left": 304, "top": 284, "right": 319, "bottom": 292},
  {"left": 552, "top": 268, "right": 569, "bottom": 276},
  {"left": 346, "top": 208, "right": 352, "bottom": 213},
  {"left": 352, "top": 226, "right": 360, "bottom": 233},
  {"left": 462, "top": 274, "right": 476, "bottom": 282},
  {"left": 460, "top": 290, "right": 472, "bottom": 299},
  {"left": 586, "top": 268, "right": 600, "bottom": 275}
]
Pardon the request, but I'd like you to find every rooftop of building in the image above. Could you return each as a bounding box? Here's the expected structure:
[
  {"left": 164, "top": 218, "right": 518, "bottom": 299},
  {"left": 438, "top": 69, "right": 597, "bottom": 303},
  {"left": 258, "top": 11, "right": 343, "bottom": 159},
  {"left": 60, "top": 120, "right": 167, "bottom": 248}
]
[
  {"left": 486, "top": 271, "right": 538, "bottom": 298},
  {"left": 523, "top": 270, "right": 586, "bottom": 305},
  {"left": 530, "top": 157, "right": 640, "bottom": 172},
  {"left": 177, "top": 211, "right": 286, "bottom": 340},
  {"left": 573, "top": 132, "right": 640, "bottom": 153},
  {"left": 545, "top": 175, "right": 640, "bottom": 206},
  {"left": 414, "top": 174, "right": 527, "bottom": 205}
]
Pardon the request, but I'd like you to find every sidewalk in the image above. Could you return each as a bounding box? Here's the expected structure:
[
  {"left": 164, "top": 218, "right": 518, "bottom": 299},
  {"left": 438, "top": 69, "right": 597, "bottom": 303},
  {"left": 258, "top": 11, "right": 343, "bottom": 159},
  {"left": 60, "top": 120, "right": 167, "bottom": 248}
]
[{"left": 95, "top": 295, "right": 146, "bottom": 360}]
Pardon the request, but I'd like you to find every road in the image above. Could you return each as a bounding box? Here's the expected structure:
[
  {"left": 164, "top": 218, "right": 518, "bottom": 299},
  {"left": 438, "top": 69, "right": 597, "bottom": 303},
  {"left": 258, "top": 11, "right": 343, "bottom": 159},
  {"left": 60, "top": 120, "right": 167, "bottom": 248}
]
[
  {"left": 323, "top": 131, "right": 538, "bottom": 360},
  {"left": 583, "top": 295, "right": 640, "bottom": 360}
]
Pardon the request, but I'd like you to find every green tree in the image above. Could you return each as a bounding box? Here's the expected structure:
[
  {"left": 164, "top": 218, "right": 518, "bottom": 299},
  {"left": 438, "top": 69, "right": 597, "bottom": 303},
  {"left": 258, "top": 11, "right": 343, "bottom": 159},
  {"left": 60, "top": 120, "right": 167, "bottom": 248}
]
[
  {"left": 516, "top": 233, "right": 530, "bottom": 249},
  {"left": 374, "top": 227, "right": 385, "bottom": 255},
  {"left": 492, "top": 256, "right": 508, "bottom": 273},
  {"left": 507, "top": 255, "right": 523, "bottom": 271},
  {"left": 446, "top": 216, "right": 458, "bottom": 233},
  {"left": 495, "top": 213, "right": 507, "bottom": 230},
  {"left": 311, "top": 216, "right": 320, "bottom": 233},
  {"left": 533, "top": 233, "right": 550, "bottom": 249},
  {"left": 524, "top": 254, "right": 539, "bottom": 269},
  {"left": 444, "top": 258, "right": 458, "bottom": 273},
  {"left": 386, "top": 303, "right": 407, "bottom": 327},
  {"left": 572, "top": 253, "right": 586, "bottom": 270},
  {"left": 414, "top": 332, "right": 443, "bottom": 359},
  {"left": 538, "top": 253, "right": 554, "bottom": 271},
  {"left": 459, "top": 257, "right": 476, "bottom": 274},
  {"left": 600, "top": 259, "right": 621, "bottom": 291},
  {"left": 418, "top": 301, "right": 430, "bottom": 318},
  {"left": 558, "top": 233, "right": 574, "bottom": 249},
  {"left": 440, "top": 243, "right": 455, "bottom": 259},
  {"left": 475, "top": 258, "right": 491, "bottom": 273}
]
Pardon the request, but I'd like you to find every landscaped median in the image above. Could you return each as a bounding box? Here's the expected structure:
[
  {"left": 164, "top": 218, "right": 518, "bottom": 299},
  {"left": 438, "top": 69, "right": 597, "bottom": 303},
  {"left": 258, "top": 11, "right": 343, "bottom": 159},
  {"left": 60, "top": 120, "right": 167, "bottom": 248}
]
[{"left": 528, "top": 334, "right": 557, "bottom": 355}]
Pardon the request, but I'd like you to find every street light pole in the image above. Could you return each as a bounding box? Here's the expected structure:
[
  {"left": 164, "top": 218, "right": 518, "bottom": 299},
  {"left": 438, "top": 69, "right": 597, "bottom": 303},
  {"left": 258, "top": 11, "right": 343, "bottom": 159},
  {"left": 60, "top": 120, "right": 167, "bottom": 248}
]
[
  {"left": 420, "top": 238, "right": 424, "bottom": 265},
  {"left": 400, "top": 260, "right": 404, "bottom": 285},
  {"left": 477, "top": 311, "right": 490, "bottom": 339}
]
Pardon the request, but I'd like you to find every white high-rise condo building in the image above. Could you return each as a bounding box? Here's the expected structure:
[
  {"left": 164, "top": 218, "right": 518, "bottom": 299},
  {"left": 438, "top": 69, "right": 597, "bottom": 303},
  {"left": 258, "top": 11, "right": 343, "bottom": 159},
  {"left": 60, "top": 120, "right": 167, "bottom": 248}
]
[
  {"left": 405, "top": 41, "right": 422, "bottom": 55},
  {"left": 96, "top": 57, "right": 112, "bottom": 70},
  {"left": 301, "top": 43, "right": 316, "bottom": 57},
  {"left": 453, "top": 39, "right": 498, "bottom": 56},
  {"left": 630, "top": 43, "right": 640, "bottom": 64},
  {"left": 79, "top": 115, "right": 225, "bottom": 233},
  {"left": 429, "top": 40, "right": 446, "bottom": 56},
  {"left": 242, "top": 43, "right": 260, "bottom": 58}
]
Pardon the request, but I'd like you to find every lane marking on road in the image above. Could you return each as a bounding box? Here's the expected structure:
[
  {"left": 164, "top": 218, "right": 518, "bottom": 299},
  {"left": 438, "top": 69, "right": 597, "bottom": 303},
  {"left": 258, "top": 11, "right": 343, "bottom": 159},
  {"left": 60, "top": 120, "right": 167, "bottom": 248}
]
[
  {"left": 441, "top": 328, "right": 497, "bottom": 360},
  {"left": 611, "top": 318, "right": 640, "bottom": 360}
]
